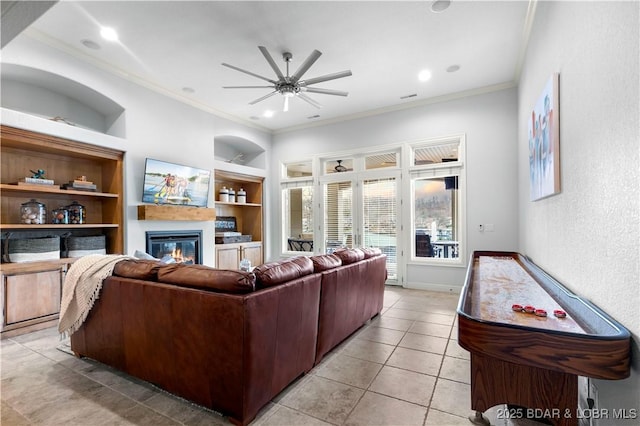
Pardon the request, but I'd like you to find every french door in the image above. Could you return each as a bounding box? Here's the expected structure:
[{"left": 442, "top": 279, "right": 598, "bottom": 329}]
[{"left": 320, "top": 170, "right": 401, "bottom": 285}]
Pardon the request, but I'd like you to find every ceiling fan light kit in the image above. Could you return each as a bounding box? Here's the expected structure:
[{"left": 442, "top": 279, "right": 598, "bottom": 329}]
[{"left": 222, "top": 46, "right": 352, "bottom": 112}]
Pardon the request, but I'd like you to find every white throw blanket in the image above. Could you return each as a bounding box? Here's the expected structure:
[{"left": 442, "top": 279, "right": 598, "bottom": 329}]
[{"left": 58, "top": 254, "right": 132, "bottom": 337}]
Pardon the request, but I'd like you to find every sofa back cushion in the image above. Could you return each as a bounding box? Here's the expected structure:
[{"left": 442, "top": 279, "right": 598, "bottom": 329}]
[
  {"left": 113, "top": 259, "right": 163, "bottom": 281},
  {"left": 253, "top": 256, "right": 314, "bottom": 288},
  {"left": 360, "top": 247, "right": 383, "bottom": 259},
  {"left": 333, "top": 248, "right": 365, "bottom": 264},
  {"left": 157, "top": 263, "right": 255, "bottom": 294},
  {"left": 310, "top": 254, "right": 342, "bottom": 272}
]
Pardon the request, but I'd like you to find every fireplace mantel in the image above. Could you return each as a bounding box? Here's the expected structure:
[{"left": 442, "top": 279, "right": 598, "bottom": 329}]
[{"left": 137, "top": 204, "right": 216, "bottom": 221}]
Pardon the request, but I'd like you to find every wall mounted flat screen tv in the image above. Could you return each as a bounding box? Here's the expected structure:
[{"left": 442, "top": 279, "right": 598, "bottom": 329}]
[{"left": 142, "top": 158, "right": 211, "bottom": 207}]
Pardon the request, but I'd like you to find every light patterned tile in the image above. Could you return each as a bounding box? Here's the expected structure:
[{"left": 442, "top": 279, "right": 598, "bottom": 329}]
[
  {"left": 416, "top": 312, "right": 456, "bottom": 326},
  {"left": 357, "top": 326, "right": 405, "bottom": 346},
  {"left": 425, "top": 408, "right": 471, "bottom": 425},
  {"left": 370, "top": 316, "right": 415, "bottom": 331},
  {"left": 258, "top": 405, "right": 332, "bottom": 426},
  {"left": 315, "top": 354, "right": 382, "bottom": 389},
  {"left": 439, "top": 356, "right": 471, "bottom": 384},
  {"left": 445, "top": 338, "right": 471, "bottom": 360},
  {"left": 382, "top": 308, "right": 425, "bottom": 321},
  {"left": 345, "top": 391, "right": 427, "bottom": 426},
  {"left": 280, "top": 375, "right": 364, "bottom": 424},
  {"left": 341, "top": 338, "right": 396, "bottom": 364},
  {"left": 408, "top": 321, "right": 452, "bottom": 338},
  {"left": 430, "top": 378, "right": 472, "bottom": 418},
  {"left": 369, "top": 366, "right": 436, "bottom": 406},
  {"left": 398, "top": 332, "right": 448, "bottom": 355},
  {"left": 386, "top": 347, "right": 443, "bottom": 376}
]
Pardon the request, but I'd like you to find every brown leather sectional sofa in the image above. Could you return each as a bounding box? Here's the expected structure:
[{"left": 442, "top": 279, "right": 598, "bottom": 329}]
[{"left": 70, "top": 248, "right": 387, "bottom": 425}]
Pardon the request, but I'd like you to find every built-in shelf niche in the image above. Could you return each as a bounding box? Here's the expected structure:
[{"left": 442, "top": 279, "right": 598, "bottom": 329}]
[
  {"left": 214, "top": 135, "right": 266, "bottom": 169},
  {"left": 1, "top": 64, "right": 126, "bottom": 137}
]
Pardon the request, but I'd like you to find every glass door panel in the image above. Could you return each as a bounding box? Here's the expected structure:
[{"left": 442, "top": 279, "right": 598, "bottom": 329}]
[
  {"left": 324, "top": 180, "right": 353, "bottom": 253},
  {"left": 362, "top": 177, "right": 398, "bottom": 282}
]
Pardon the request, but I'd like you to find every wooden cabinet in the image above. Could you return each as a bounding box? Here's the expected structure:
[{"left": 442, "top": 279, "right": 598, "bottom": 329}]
[
  {"left": 240, "top": 242, "right": 263, "bottom": 268},
  {"left": 1, "top": 260, "right": 67, "bottom": 337},
  {"left": 215, "top": 244, "right": 241, "bottom": 270},
  {"left": 214, "top": 170, "right": 264, "bottom": 267},
  {"left": 215, "top": 242, "right": 263, "bottom": 270},
  {"left": 0, "top": 125, "right": 124, "bottom": 337}
]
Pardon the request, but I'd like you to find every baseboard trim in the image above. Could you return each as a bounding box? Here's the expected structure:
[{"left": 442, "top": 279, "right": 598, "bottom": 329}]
[{"left": 403, "top": 281, "right": 462, "bottom": 294}]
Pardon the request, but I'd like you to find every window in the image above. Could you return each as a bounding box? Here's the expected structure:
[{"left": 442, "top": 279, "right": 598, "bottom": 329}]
[
  {"left": 283, "top": 186, "right": 314, "bottom": 252},
  {"left": 324, "top": 180, "right": 353, "bottom": 252},
  {"left": 410, "top": 137, "right": 465, "bottom": 263},
  {"left": 363, "top": 176, "right": 398, "bottom": 280},
  {"left": 365, "top": 152, "right": 398, "bottom": 170},
  {"left": 284, "top": 161, "right": 312, "bottom": 178},
  {"left": 325, "top": 158, "right": 353, "bottom": 174},
  {"left": 282, "top": 160, "right": 314, "bottom": 252}
]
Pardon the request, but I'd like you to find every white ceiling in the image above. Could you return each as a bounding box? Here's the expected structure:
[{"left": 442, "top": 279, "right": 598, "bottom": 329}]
[{"left": 14, "top": 1, "right": 534, "bottom": 132}]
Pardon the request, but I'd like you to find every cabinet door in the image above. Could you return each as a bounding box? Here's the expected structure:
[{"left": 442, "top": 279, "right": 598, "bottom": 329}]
[
  {"left": 4, "top": 268, "right": 63, "bottom": 325},
  {"left": 241, "top": 243, "right": 263, "bottom": 267},
  {"left": 216, "top": 246, "right": 240, "bottom": 270}
]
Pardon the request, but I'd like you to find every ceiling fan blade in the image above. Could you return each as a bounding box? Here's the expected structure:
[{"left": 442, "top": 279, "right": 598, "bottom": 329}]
[
  {"left": 258, "top": 46, "right": 285, "bottom": 80},
  {"left": 223, "top": 85, "right": 275, "bottom": 89},
  {"left": 301, "top": 87, "right": 349, "bottom": 97},
  {"left": 222, "top": 63, "right": 277, "bottom": 84},
  {"left": 291, "top": 49, "right": 322, "bottom": 83},
  {"left": 300, "top": 70, "right": 352, "bottom": 86},
  {"left": 249, "top": 90, "right": 279, "bottom": 105},
  {"left": 297, "top": 92, "right": 322, "bottom": 109}
]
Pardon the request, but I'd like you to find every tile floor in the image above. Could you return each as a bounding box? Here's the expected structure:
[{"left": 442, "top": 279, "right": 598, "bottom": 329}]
[{"left": 1, "top": 287, "right": 539, "bottom": 426}]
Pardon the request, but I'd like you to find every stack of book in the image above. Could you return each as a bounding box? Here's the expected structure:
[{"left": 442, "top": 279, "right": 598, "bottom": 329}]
[
  {"left": 62, "top": 179, "right": 97, "bottom": 191},
  {"left": 15, "top": 177, "right": 56, "bottom": 189}
]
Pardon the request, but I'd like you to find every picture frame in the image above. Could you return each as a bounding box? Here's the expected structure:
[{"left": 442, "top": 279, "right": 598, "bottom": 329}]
[
  {"left": 142, "top": 158, "right": 211, "bottom": 207},
  {"left": 529, "top": 73, "right": 560, "bottom": 201}
]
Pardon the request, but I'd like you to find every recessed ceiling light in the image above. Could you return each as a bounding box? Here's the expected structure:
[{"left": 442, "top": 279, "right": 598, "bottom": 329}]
[
  {"left": 100, "top": 26, "right": 118, "bottom": 42},
  {"left": 263, "top": 110, "right": 274, "bottom": 118},
  {"left": 418, "top": 69, "right": 432, "bottom": 82},
  {"left": 431, "top": 0, "right": 452, "bottom": 13},
  {"left": 446, "top": 64, "right": 461, "bottom": 73},
  {"left": 81, "top": 39, "right": 101, "bottom": 50},
  {"left": 182, "top": 87, "right": 195, "bottom": 94}
]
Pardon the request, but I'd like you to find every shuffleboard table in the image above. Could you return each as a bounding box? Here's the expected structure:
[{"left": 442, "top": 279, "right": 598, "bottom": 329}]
[{"left": 457, "top": 251, "right": 630, "bottom": 426}]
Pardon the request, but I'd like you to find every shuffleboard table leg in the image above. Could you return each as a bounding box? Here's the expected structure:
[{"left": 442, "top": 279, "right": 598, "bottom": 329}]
[{"left": 468, "top": 411, "right": 490, "bottom": 426}]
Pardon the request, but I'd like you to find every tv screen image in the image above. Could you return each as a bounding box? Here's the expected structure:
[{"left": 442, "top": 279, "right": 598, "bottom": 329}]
[{"left": 142, "top": 158, "right": 211, "bottom": 207}]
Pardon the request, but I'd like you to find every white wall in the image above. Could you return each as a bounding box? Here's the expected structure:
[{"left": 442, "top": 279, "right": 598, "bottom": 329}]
[
  {"left": 272, "top": 87, "right": 519, "bottom": 290},
  {"left": 1, "top": 35, "right": 272, "bottom": 266},
  {"left": 518, "top": 1, "right": 639, "bottom": 420}
]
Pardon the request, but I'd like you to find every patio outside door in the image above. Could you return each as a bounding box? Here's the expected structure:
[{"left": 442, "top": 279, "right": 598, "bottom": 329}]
[{"left": 321, "top": 170, "right": 400, "bottom": 285}]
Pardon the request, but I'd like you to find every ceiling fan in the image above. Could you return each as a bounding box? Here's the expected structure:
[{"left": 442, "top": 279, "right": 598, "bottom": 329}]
[{"left": 222, "top": 46, "right": 352, "bottom": 112}]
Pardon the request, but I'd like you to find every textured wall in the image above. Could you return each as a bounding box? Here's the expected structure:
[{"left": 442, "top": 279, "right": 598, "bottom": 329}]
[{"left": 518, "top": 1, "right": 639, "bottom": 420}]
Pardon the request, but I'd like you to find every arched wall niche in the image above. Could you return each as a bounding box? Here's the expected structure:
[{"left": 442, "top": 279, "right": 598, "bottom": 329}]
[
  {"left": 214, "top": 134, "right": 266, "bottom": 169},
  {"left": 1, "top": 63, "right": 126, "bottom": 137}
]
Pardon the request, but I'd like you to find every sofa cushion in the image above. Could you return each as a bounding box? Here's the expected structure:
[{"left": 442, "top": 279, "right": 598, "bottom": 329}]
[
  {"left": 113, "top": 259, "right": 163, "bottom": 281},
  {"left": 310, "top": 254, "right": 342, "bottom": 272},
  {"left": 333, "top": 248, "right": 365, "bottom": 264},
  {"left": 157, "top": 263, "right": 255, "bottom": 294},
  {"left": 360, "top": 247, "right": 383, "bottom": 259},
  {"left": 253, "top": 256, "right": 314, "bottom": 288}
]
